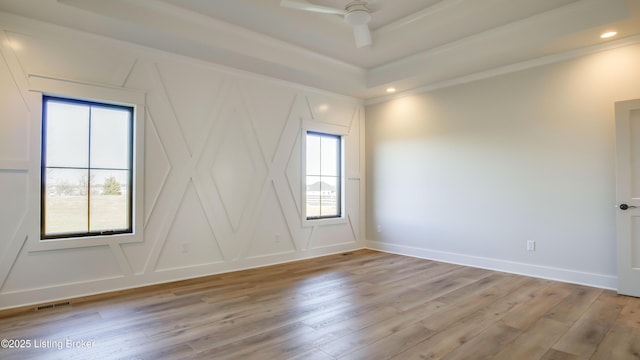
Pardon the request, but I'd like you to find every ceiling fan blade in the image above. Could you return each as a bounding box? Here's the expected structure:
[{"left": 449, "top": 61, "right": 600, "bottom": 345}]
[
  {"left": 352, "top": 24, "right": 372, "bottom": 48},
  {"left": 280, "top": 0, "right": 346, "bottom": 15}
]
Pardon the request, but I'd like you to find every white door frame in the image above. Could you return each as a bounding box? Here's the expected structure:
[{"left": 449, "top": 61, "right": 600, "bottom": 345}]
[{"left": 615, "top": 98, "right": 640, "bottom": 297}]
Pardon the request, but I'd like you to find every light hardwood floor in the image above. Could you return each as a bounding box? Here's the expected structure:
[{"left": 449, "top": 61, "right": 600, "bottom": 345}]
[{"left": 1, "top": 249, "right": 639, "bottom": 359}]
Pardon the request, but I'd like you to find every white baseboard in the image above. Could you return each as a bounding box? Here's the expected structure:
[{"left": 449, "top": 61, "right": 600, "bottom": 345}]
[
  {"left": 0, "top": 242, "right": 362, "bottom": 311},
  {"left": 1, "top": 241, "right": 617, "bottom": 311},
  {"left": 366, "top": 240, "right": 617, "bottom": 291}
]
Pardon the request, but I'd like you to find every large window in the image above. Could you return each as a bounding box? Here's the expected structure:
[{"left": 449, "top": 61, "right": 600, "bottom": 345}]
[
  {"left": 41, "top": 96, "right": 134, "bottom": 239},
  {"left": 305, "top": 131, "right": 342, "bottom": 220}
]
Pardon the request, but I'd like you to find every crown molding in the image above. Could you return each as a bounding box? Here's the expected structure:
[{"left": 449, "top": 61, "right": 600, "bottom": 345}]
[{"left": 365, "top": 34, "right": 640, "bottom": 106}]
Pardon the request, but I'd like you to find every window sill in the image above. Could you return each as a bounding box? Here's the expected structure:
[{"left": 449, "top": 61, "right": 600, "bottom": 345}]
[
  {"left": 30, "top": 231, "right": 142, "bottom": 252},
  {"left": 303, "top": 216, "right": 348, "bottom": 227}
]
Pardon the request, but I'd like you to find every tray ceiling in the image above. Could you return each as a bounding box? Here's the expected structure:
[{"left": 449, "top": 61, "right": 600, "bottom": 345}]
[{"left": 0, "top": 0, "right": 639, "bottom": 99}]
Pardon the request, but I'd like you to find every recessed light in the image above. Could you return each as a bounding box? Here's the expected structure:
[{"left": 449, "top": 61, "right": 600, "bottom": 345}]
[
  {"left": 601, "top": 31, "right": 617, "bottom": 39},
  {"left": 386, "top": 87, "right": 396, "bottom": 93},
  {"left": 5, "top": 39, "right": 21, "bottom": 51}
]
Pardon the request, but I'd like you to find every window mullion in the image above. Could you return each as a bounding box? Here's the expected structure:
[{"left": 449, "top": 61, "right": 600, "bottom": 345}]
[
  {"left": 87, "top": 106, "right": 92, "bottom": 233},
  {"left": 337, "top": 140, "right": 341, "bottom": 217},
  {"left": 305, "top": 131, "right": 342, "bottom": 221},
  {"left": 40, "top": 95, "right": 136, "bottom": 240},
  {"left": 318, "top": 136, "right": 323, "bottom": 217}
]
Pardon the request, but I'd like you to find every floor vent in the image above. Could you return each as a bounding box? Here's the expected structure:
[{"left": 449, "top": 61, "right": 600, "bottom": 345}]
[{"left": 37, "top": 301, "right": 71, "bottom": 311}]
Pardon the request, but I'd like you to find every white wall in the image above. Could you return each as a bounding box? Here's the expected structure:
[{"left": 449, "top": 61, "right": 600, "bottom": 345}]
[
  {"left": 366, "top": 43, "right": 640, "bottom": 289},
  {"left": 0, "top": 13, "right": 365, "bottom": 310}
]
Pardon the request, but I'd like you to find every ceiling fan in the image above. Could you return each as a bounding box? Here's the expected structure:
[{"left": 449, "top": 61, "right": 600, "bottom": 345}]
[{"left": 280, "top": 0, "right": 378, "bottom": 48}]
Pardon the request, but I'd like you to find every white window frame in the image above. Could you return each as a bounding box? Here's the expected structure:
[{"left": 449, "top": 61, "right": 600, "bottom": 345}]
[
  {"left": 302, "top": 121, "right": 347, "bottom": 227},
  {"left": 29, "top": 75, "right": 145, "bottom": 251}
]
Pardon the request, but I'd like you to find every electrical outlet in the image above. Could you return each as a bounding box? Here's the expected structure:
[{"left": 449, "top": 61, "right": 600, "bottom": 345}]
[
  {"left": 377, "top": 224, "right": 382, "bottom": 233},
  {"left": 275, "top": 233, "right": 281, "bottom": 243},
  {"left": 182, "top": 243, "right": 190, "bottom": 253},
  {"left": 527, "top": 240, "right": 535, "bottom": 251}
]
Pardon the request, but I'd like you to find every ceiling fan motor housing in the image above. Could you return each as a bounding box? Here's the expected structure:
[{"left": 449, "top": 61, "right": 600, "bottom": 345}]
[{"left": 344, "top": 2, "right": 371, "bottom": 26}]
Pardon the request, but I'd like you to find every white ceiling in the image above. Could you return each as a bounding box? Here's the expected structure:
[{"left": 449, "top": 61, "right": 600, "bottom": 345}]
[{"left": 0, "top": 0, "right": 639, "bottom": 100}]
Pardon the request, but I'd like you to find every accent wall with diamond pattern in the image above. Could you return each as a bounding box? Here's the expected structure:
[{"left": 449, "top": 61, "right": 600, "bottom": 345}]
[{"left": 0, "top": 14, "right": 364, "bottom": 310}]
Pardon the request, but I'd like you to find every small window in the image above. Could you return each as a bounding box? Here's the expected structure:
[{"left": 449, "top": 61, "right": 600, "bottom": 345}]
[
  {"left": 305, "top": 131, "right": 342, "bottom": 220},
  {"left": 41, "top": 96, "right": 134, "bottom": 239}
]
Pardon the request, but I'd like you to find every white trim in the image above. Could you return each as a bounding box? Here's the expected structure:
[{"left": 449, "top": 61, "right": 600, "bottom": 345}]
[
  {"left": 57, "top": 0, "right": 365, "bottom": 72},
  {"left": 366, "top": 240, "right": 617, "bottom": 290},
  {"left": 0, "top": 242, "right": 362, "bottom": 311},
  {"left": 303, "top": 217, "right": 348, "bottom": 227},
  {"left": 302, "top": 120, "right": 350, "bottom": 136},
  {"left": 374, "top": 0, "right": 465, "bottom": 36},
  {"left": 1, "top": 240, "right": 617, "bottom": 311},
  {"left": 0, "top": 160, "right": 30, "bottom": 171},
  {"left": 28, "top": 75, "right": 145, "bottom": 105},
  {"left": 27, "top": 75, "right": 146, "bottom": 252},
  {"left": 301, "top": 128, "right": 347, "bottom": 227},
  {"left": 366, "top": 34, "right": 640, "bottom": 106}
]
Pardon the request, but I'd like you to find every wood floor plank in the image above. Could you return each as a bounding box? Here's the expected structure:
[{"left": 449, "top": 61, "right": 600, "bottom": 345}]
[
  {"left": 392, "top": 303, "right": 515, "bottom": 359},
  {"left": 188, "top": 321, "right": 318, "bottom": 360},
  {"left": 420, "top": 273, "right": 531, "bottom": 331},
  {"left": 590, "top": 323, "right": 640, "bottom": 360},
  {"left": 289, "top": 348, "right": 336, "bottom": 360},
  {"left": 317, "top": 301, "right": 441, "bottom": 357},
  {"left": 539, "top": 349, "right": 584, "bottom": 360},
  {"left": 393, "top": 272, "right": 477, "bottom": 312},
  {"left": 500, "top": 281, "right": 571, "bottom": 330},
  {"left": 617, "top": 294, "right": 640, "bottom": 329},
  {"left": 543, "top": 284, "right": 603, "bottom": 325},
  {"left": 492, "top": 318, "right": 569, "bottom": 360},
  {"left": 551, "top": 296, "right": 625, "bottom": 358},
  {"left": 0, "top": 250, "right": 637, "bottom": 360},
  {"left": 393, "top": 277, "right": 546, "bottom": 359},
  {"left": 440, "top": 322, "right": 522, "bottom": 360},
  {"left": 338, "top": 322, "right": 435, "bottom": 360}
]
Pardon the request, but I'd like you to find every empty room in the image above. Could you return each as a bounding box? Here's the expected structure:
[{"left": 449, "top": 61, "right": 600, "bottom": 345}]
[{"left": 1, "top": 0, "right": 640, "bottom": 359}]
